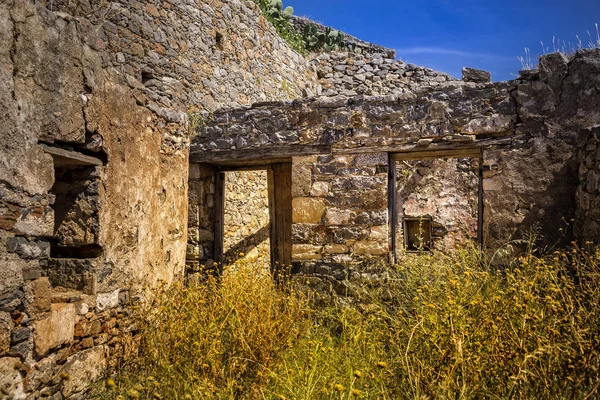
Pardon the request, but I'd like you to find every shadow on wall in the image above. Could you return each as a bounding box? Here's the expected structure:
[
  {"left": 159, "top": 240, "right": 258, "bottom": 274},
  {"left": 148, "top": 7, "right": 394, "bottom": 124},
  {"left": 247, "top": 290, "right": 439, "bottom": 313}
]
[
  {"left": 223, "top": 224, "right": 270, "bottom": 266},
  {"left": 484, "top": 141, "right": 580, "bottom": 250},
  {"left": 507, "top": 154, "right": 579, "bottom": 248}
]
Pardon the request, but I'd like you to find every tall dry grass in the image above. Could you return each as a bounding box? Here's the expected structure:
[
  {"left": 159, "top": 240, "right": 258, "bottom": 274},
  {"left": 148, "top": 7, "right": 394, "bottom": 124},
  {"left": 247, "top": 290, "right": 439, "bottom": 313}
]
[
  {"left": 96, "top": 242, "right": 600, "bottom": 399},
  {"left": 519, "top": 23, "right": 600, "bottom": 70}
]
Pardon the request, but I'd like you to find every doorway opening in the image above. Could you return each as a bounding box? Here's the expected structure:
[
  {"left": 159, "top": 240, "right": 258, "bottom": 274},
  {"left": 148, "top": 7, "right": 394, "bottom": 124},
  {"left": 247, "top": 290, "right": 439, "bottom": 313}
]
[
  {"left": 222, "top": 169, "right": 271, "bottom": 269},
  {"left": 389, "top": 149, "right": 482, "bottom": 260},
  {"left": 214, "top": 163, "right": 292, "bottom": 279}
]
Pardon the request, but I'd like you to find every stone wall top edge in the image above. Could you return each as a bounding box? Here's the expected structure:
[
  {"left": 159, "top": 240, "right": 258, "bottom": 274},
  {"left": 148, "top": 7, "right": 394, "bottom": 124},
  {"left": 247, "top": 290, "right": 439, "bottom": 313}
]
[
  {"left": 207, "top": 79, "right": 519, "bottom": 117},
  {"left": 290, "top": 16, "right": 396, "bottom": 58}
]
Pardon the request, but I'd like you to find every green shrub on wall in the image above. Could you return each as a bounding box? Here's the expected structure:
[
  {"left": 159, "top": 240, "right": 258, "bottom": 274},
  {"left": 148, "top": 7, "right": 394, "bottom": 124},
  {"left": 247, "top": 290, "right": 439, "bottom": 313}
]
[
  {"left": 251, "top": 0, "right": 306, "bottom": 53},
  {"left": 250, "top": 0, "right": 363, "bottom": 55}
]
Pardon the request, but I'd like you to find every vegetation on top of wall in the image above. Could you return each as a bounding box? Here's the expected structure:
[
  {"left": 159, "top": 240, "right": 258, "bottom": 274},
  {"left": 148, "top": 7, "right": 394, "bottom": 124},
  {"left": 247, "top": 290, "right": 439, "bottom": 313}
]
[
  {"left": 251, "top": 0, "right": 363, "bottom": 55},
  {"left": 251, "top": 0, "right": 306, "bottom": 53},
  {"left": 302, "top": 25, "right": 362, "bottom": 54},
  {"left": 519, "top": 23, "right": 600, "bottom": 70},
  {"left": 96, "top": 241, "right": 600, "bottom": 399}
]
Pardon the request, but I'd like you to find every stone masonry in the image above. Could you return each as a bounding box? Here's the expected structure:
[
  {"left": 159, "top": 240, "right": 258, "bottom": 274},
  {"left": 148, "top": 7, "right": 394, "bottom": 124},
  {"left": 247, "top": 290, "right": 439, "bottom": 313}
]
[
  {"left": 192, "top": 49, "right": 600, "bottom": 290},
  {"left": 310, "top": 51, "right": 456, "bottom": 97},
  {"left": 223, "top": 171, "right": 270, "bottom": 268},
  {"left": 0, "top": 0, "right": 318, "bottom": 397},
  {"left": 2, "top": 0, "right": 600, "bottom": 397}
]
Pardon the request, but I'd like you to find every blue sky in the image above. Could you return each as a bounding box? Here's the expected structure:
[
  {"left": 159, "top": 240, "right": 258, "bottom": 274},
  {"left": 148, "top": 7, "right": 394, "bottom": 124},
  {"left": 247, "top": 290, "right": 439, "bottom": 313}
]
[{"left": 292, "top": 0, "right": 600, "bottom": 81}]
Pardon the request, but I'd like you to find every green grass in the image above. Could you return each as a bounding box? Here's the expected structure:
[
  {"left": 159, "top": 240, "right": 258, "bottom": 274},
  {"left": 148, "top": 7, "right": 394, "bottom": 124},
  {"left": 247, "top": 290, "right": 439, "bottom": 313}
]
[{"left": 95, "top": 241, "right": 600, "bottom": 399}]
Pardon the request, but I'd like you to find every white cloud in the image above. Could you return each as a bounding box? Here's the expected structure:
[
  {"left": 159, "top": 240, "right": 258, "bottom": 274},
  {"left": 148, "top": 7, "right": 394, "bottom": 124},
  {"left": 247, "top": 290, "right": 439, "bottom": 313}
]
[{"left": 396, "top": 47, "right": 512, "bottom": 61}]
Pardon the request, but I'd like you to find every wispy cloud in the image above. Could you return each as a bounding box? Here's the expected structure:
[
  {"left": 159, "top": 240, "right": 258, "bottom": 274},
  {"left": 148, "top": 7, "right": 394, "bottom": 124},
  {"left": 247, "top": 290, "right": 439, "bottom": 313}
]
[{"left": 396, "top": 47, "right": 513, "bottom": 61}]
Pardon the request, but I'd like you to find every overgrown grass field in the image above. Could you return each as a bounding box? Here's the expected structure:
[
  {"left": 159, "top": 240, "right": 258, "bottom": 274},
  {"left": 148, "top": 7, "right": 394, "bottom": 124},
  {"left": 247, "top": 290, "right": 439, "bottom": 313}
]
[{"left": 96, "top": 242, "right": 600, "bottom": 399}]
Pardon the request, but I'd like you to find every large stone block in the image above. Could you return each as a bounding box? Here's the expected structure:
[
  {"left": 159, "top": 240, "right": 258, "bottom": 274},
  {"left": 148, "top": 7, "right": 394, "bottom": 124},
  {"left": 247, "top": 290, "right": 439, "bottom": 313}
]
[
  {"left": 61, "top": 346, "right": 107, "bottom": 397},
  {"left": 292, "top": 164, "right": 313, "bottom": 197},
  {"left": 461, "top": 67, "right": 491, "bottom": 83},
  {"left": 310, "top": 181, "right": 329, "bottom": 197},
  {"left": 325, "top": 208, "right": 353, "bottom": 226},
  {"left": 0, "top": 232, "right": 28, "bottom": 296},
  {"left": 460, "top": 114, "right": 515, "bottom": 136},
  {"left": 369, "top": 225, "right": 387, "bottom": 240},
  {"left": 323, "top": 244, "right": 349, "bottom": 254},
  {"left": 292, "top": 198, "right": 326, "bottom": 224},
  {"left": 353, "top": 240, "right": 388, "bottom": 256},
  {"left": 7, "top": 237, "right": 50, "bottom": 259},
  {"left": 14, "top": 206, "right": 54, "bottom": 237},
  {"left": 45, "top": 259, "right": 96, "bottom": 293},
  {"left": 33, "top": 303, "right": 75, "bottom": 357},
  {"left": 25, "top": 277, "right": 52, "bottom": 315},
  {"left": 292, "top": 244, "right": 323, "bottom": 260}
]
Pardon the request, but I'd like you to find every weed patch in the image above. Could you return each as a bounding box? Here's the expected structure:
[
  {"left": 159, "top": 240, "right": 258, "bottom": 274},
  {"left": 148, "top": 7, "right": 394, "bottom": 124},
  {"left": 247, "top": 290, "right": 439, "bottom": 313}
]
[{"left": 96, "top": 243, "right": 600, "bottom": 399}]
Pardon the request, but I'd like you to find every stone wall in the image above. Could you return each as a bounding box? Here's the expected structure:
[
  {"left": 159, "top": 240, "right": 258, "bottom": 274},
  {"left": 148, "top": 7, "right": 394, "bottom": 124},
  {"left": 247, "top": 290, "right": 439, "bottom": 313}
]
[
  {"left": 1, "top": 1, "right": 169, "bottom": 396},
  {"left": 187, "top": 164, "right": 216, "bottom": 271},
  {"left": 223, "top": 171, "right": 270, "bottom": 268},
  {"left": 3, "top": 0, "right": 600, "bottom": 395},
  {"left": 0, "top": 0, "right": 320, "bottom": 396},
  {"left": 192, "top": 49, "right": 600, "bottom": 284},
  {"left": 52, "top": 0, "right": 320, "bottom": 114},
  {"left": 576, "top": 127, "right": 600, "bottom": 242},
  {"left": 310, "top": 51, "right": 456, "bottom": 97},
  {"left": 290, "top": 16, "right": 396, "bottom": 58},
  {"left": 291, "top": 153, "right": 389, "bottom": 279}
]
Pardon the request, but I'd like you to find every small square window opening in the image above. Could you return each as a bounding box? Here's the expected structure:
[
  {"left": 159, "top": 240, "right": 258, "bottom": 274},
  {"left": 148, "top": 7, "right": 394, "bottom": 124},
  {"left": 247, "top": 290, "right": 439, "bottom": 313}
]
[{"left": 403, "top": 217, "right": 432, "bottom": 251}]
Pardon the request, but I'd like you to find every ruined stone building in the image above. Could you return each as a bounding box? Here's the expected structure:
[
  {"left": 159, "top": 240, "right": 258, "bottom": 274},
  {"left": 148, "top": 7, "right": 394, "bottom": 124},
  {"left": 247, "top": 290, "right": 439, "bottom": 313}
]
[{"left": 1, "top": 0, "right": 600, "bottom": 397}]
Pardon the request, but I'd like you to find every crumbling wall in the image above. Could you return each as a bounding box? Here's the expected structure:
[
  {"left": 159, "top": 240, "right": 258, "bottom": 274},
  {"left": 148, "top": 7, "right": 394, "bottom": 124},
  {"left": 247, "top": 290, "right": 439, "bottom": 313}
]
[
  {"left": 311, "top": 52, "right": 456, "bottom": 97},
  {"left": 193, "top": 49, "right": 600, "bottom": 284},
  {"left": 223, "top": 171, "right": 270, "bottom": 268},
  {"left": 0, "top": 0, "right": 320, "bottom": 397},
  {"left": 0, "top": 1, "right": 189, "bottom": 396}
]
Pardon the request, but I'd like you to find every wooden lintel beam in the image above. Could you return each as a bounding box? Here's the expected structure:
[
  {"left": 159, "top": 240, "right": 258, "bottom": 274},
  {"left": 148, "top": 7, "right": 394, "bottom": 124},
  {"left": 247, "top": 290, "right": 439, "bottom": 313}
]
[
  {"left": 189, "top": 144, "right": 331, "bottom": 164},
  {"left": 332, "top": 137, "right": 513, "bottom": 157},
  {"left": 40, "top": 144, "right": 103, "bottom": 167},
  {"left": 391, "top": 148, "right": 482, "bottom": 161}
]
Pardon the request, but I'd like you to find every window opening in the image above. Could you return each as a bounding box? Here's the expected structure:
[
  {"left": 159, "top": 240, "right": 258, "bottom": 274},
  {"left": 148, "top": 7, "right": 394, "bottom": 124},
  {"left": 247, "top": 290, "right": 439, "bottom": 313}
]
[
  {"left": 403, "top": 217, "right": 432, "bottom": 251},
  {"left": 390, "top": 149, "right": 482, "bottom": 260}
]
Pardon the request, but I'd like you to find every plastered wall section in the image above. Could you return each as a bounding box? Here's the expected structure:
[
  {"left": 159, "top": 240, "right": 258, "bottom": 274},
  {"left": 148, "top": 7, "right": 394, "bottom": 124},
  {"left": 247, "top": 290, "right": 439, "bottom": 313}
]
[{"left": 0, "top": 0, "right": 319, "bottom": 397}]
